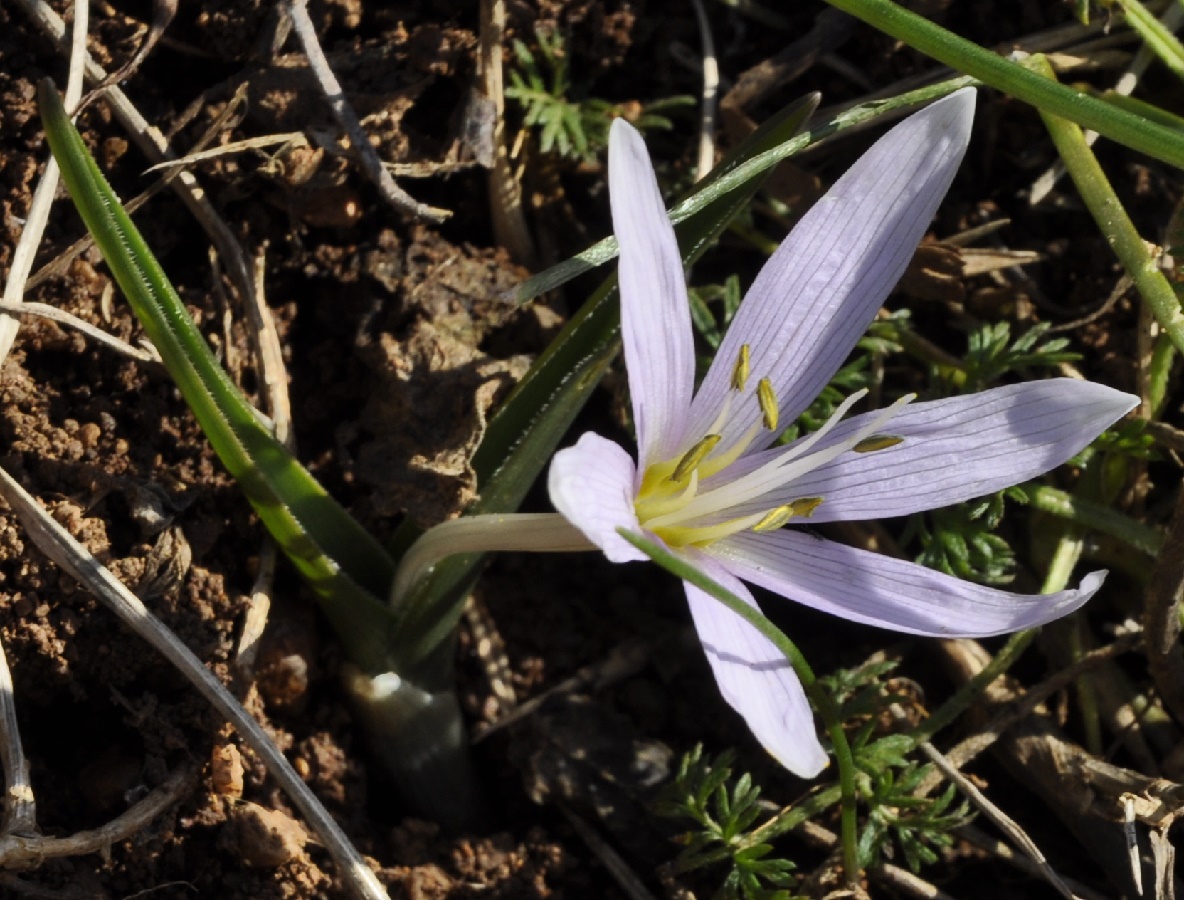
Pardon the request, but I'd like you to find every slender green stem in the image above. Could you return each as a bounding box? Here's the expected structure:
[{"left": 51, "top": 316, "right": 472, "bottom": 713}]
[
  {"left": 1027, "top": 55, "right": 1184, "bottom": 356},
  {"left": 1114, "top": 0, "right": 1184, "bottom": 84},
  {"left": 1021, "top": 484, "right": 1163, "bottom": 556},
  {"left": 908, "top": 629, "right": 1035, "bottom": 745},
  {"left": 1041, "top": 528, "right": 1086, "bottom": 596},
  {"left": 1148, "top": 331, "right": 1177, "bottom": 419},
  {"left": 819, "top": 0, "right": 1184, "bottom": 171},
  {"left": 1041, "top": 522, "right": 1103, "bottom": 755},
  {"left": 617, "top": 530, "right": 860, "bottom": 886},
  {"left": 391, "top": 513, "right": 594, "bottom": 607},
  {"left": 1068, "top": 614, "right": 1104, "bottom": 755}
]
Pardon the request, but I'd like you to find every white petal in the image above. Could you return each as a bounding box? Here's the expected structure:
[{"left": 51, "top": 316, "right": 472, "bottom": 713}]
[
  {"left": 685, "top": 89, "right": 977, "bottom": 456},
  {"left": 609, "top": 119, "right": 696, "bottom": 469},
  {"left": 683, "top": 550, "right": 828, "bottom": 777},
  {"left": 712, "top": 379, "right": 1138, "bottom": 522},
  {"left": 715, "top": 530, "right": 1104, "bottom": 636},
  {"left": 548, "top": 431, "right": 647, "bottom": 563}
]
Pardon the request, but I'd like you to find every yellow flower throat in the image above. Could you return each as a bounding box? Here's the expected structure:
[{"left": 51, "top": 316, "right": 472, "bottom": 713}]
[{"left": 633, "top": 344, "right": 908, "bottom": 550}]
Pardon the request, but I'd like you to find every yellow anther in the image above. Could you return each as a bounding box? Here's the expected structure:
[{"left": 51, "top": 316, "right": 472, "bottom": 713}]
[
  {"left": 731, "top": 344, "right": 751, "bottom": 392},
  {"left": 670, "top": 434, "right": 722, "bottom": 483},
  {"left": 752, "top": 505, "right": 795, "bottom": 533},
  {"left": 853, "top": 435, "right": 904, "bottom": 453},
  {"left": 757, "top": 377, "right": 778, "bottom": 431},
  {"left": 750, "top": 497, "right": 823, "bottom": 533},
  {"left": 788, "top": 497, "right": 823, "bottom": 517}
]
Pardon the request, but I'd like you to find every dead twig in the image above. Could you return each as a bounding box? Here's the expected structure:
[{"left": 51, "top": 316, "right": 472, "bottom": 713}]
[
  {"left": 559, "top": 805, "right": 658, "bottom": 900},
  {"left": 892, "top": 705, "right": 1083, "bottom": 900},
  {"left": 479, "top": 0, "right": 535, "bottom": 263},
  {"left": 283, "top": 0, "right": 449, "bottom": 224},
  {"left": 0, "top": 466, "right": 391, "bottom": 900},
  {"left": 956, "top": 825, "right": 1113, "bottom": 900},
  {"left": 0, "top": 764, "right": 193, "bottom": 867},
  {"left": 0, "top": 637, "right": 34, "bottom": 837},
  {"left": 918, "top": 630, "right": 1142, "bottom": 792},
  {"left": 15, "top": 0, "right": 262, "bottom": 368},
  {"left": 689, "top": 0, "right": 719, "bottom": 181},
  {"left": 936, "top": 638, "right": 1163, "bottom": 896},
  {"left": 0, "top": 299, "right": 161, "bottom": 364},
  {"left": 0, "top": 0, "right": 89, "bottom": 366},
  {"left": 77, "top": 0, "right": 176, "bottom": 114}
]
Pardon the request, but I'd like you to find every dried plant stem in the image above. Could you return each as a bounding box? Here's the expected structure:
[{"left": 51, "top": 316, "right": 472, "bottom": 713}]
[
  {"left": 231, "top": 244, "right": 288, "bottom": 670},
  {"left": 0, "top": 299, "right": 160, "bottom": 364},
  {"left": 0, "top": 0, "right": 89, "bottom": 365},
  {"left": 0, "top": 637, "right": 34, "bottom": 836},
  {"left": 284, "top": 0, "right": 449, "bottom": 224},
  {"left": 894, "top": 705, "right": 1084, "bottom": 900},
  {"left": 0, "top": 466, "right": 391, "bottom": 900},
  {"left": 479, "top": 0, "right": 535, "bottom": 263},
  {"left": 918, "top": 631, "right": 1142, "bottom": 792},
  {"left": 14, "top": 0, "right": 262, "bottom": 365},
  {"left": 0, "top": 765, "right": 193, "bottom": 867},
  {"left": 473, "top": 636, "right": 651, "bottom": 742},
  {"left": 689, "top": 0, "right": 719, "bottom": 181}
]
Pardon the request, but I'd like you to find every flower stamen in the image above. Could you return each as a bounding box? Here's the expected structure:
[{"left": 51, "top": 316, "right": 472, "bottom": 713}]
[
  {"left": 854, "top": 434, "right": 904, "bottom": 452},
  {"left": 671, "top": 434, "right": 722, "bottom": 483},
  {"left": 731, "top": 344, "right": 751, "bottom": 392},
  {"left": 758, "top": 378, "right": 778, "bottom": 431},
  {"left": 752, "top": 504, "right": 794, "bottom": 533}
]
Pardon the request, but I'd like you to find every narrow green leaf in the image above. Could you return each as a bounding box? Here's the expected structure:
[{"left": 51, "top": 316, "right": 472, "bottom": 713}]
[
  {"left": 511, "top": 75, "right": 975, "bottom": 303},
  {"left": 821, "top": 0, "right": 1184, "bottom": 171},
  {"left": 39, "top": 80, "right": 397, "bottom": 673}
]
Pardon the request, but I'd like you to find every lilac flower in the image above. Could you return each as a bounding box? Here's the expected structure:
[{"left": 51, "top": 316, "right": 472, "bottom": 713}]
[{"left": 546, "top": 90, "right": 1138, "bottom": 777}]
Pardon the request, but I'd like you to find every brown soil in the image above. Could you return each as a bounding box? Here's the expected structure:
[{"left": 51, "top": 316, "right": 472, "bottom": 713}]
[{"left": 0, "top": 0, "right": 1175, "bottom": 898}]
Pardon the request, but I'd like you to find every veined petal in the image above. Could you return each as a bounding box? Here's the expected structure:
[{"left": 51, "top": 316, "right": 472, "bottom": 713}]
[
  {"left": 714, "top": 530, "right": 1104, "bottom": 636},
  {"left": 714, "top": 379, "right": 1138, "bottom": 522},
  {"left": 548, "top": 432, "right": 648, "bottom": 563},
  {"left": 682, "top": 550, "right": 828, "bottom": 777},
  {"left": 686, "top": 89, "right": 976, "bottom": 456},
  {"left": 610, "top": 119, "right": 696, "bottom": 469}
]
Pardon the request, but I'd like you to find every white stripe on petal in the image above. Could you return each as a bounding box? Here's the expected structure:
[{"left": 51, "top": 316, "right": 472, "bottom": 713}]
[
  {"left": 714, "top": 530, "right": 1103, "bottom": 636},
  {"left": 682, "top": 550, "right": 828, "bottom": 777}
]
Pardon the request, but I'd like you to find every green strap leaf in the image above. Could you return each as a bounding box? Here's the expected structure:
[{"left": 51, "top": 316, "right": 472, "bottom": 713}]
[{"left": 39, "top": 81, "right": 397, "bottom": 673}]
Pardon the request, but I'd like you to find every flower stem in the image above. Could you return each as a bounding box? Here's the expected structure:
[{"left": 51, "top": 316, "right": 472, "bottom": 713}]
[
  {"left": 818, "top": 0, "right": 1184, "bottom": 171},
  {"left": 618, "top": 529, "right": 861, "bottom": 886},
  {"left": 1111, "top": 0, "right": 1184, "bottom": 85},
  {"left": 1020, "top": 484, "right": 1163, "bottom": 556},
  {"left": 391, "top": 513, "right": 595, "bottom": 608},
  {"left": 1027, "top": 54, "right": 1184, "bottom": 357},
  {"left": 908, "top": 629, "right": 1036, "bottom": 746}
]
